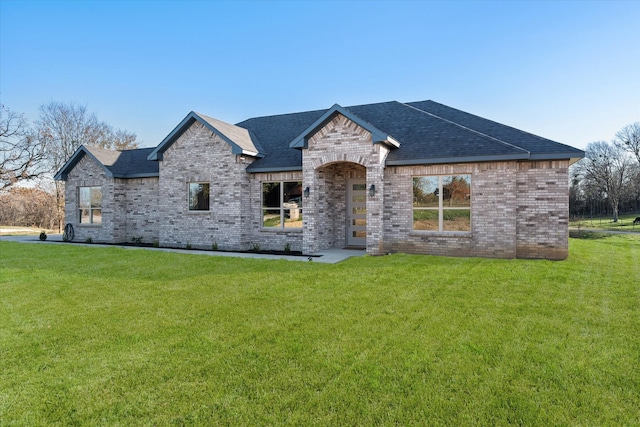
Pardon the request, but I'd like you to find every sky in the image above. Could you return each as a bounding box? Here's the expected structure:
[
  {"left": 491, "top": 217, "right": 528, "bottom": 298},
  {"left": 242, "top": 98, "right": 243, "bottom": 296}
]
[{"left": 1, "top": 0, "right": 639, "bottom": 150}]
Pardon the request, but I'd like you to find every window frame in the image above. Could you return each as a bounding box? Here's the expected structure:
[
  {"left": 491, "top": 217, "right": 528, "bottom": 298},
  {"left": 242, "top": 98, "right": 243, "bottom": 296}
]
[
  {"left": 78, "top": 186, "right": 102, "bottom": 225},
  {"left": 188, "top": 182, "right": 210, "bottom": 212},
  {"left": 412, "top": 175, "right": 472, "bottom": 233},
  {"left": 261, "top": 180, "right": 303, "bottom": 229}
]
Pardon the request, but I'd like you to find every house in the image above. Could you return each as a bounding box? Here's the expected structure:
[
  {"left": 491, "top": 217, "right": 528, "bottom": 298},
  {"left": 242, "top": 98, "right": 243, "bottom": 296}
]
[{"left": 54, "top": 100, "right": 584, "bottom": 259}]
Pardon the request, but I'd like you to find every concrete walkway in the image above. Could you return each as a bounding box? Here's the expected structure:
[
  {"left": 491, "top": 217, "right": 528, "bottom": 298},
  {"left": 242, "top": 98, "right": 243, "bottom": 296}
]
[{"left": 0, "top": 234, "right": 366, "bottom": 264}]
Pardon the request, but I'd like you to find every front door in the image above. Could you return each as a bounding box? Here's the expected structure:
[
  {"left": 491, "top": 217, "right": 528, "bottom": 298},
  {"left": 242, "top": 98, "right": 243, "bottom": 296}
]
[{"left": 347, "top": 179, "right": 367, "bottom": 247}]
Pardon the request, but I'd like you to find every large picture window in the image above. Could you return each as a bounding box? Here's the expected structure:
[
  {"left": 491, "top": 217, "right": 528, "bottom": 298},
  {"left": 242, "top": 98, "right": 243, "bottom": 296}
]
[
  {"left": 188, "top": 182, "right": 210, "bottom": 211},
  {"left": 262, "top": 181, "right": 303, "bottom": 228},
  {"left": 413, "top": 175, "right": 471, "bottom": 232},
  {"left": 78, "top": 186, "right": 102, "bottom": 224}
]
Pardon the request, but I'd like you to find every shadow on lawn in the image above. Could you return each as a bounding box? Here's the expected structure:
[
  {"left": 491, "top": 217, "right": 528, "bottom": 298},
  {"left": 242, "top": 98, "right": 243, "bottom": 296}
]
[{"left": 569, "top": 230, "right": 614, "bottom": 240}]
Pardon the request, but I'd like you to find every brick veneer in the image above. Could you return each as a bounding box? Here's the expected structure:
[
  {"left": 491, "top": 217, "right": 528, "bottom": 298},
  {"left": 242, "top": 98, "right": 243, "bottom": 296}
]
[
  {"left": 63, "top": 116, "right": 571, "bottom": 260},
  {"left": 64, "top": 155, "right": 159, "bottom": 244},
  {"left": 515, "top": 161, "right": 570, "bottom": 259},
  {"left": 157, "top": 121, "right": 252, "bottom": 250},
  {"left": 302, "top": 114, "right": 387, "bottom": 255},
  {"left": 382, "top": 161, "right": 569, "bottom": 259}
]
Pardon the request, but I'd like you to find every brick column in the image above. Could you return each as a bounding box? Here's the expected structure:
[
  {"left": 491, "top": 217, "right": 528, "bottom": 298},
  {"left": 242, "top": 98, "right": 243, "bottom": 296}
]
[
  {"left": 366, "top": 164, "right": 385, "bottom": 255},
  {"left": 302, "top": 166, "right": 319, "bottom": 255}
]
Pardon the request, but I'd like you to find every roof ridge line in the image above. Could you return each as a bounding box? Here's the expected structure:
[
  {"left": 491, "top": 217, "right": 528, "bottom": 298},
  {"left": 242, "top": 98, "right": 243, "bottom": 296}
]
[
  {"left": 400, "top": 102, "right": 531, "bottom": 155},
  {"left": 419, "top": 100, "right": 575, "bottom": 148}
]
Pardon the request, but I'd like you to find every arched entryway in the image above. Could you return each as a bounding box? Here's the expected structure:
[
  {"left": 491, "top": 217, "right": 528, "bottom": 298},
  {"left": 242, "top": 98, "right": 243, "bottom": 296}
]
[{"left": 311, "top": 162, "right": 367, "bottom": 250}]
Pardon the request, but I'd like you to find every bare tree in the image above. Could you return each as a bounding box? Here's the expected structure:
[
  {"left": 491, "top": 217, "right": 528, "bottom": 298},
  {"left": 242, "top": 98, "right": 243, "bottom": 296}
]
[
  {"left": 36, "top": 101, "right": 138, "bottom": 174},
  {"left": 0, "top": 104, "right": 47, "bottom": 190},
  {"left": 614, "top": 122, "right": 640, "bottom": 165},
  {"left": 0, "top": 185, "right": 58, "bottom": 229},
  {"left": 35, "top": 101, "right": 139, "bottom": 230},
  {"left": 577, "top": 141, "right": 634, "bottom": 222}
]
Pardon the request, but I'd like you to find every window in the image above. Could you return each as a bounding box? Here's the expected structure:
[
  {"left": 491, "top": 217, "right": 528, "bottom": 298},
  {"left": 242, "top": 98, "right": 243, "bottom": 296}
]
[
  {"left": 262, "top": 181, "right": 303, "bottom": 228},
  {"left": 78, "top": 186, "right": 102, "bottom": 224},
  {"left": 413, "top": 175, "right": 471, "bottom": 232},
  {"left": 188, "top": 182, "right": 210, "bottom": 211}
]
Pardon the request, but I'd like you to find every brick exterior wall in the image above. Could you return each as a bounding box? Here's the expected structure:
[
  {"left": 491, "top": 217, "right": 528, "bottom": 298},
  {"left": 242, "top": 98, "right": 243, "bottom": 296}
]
[
  {"left": 301, "top": 113, "right": 387, "bottom": 255},
  {"left": 382, "top": 161, "right": 569, "bottom": 260},
  {"left": 63, "top": 155, "right": 159, "bottom": 244},
  {"left": 157, "top": 121, "right": 253, "bottom": 250},
  {"left": 114, "top": 177, "right": 160, "bottom": 244},
  {"left": 515, "top": 161, "right": 570, "bottom": 259},
  {"left": 62, "top": 116, "right": 571, "bottom": 260},
  {"left": 64, "top": 155, "right": 116, "bottom": 243}
]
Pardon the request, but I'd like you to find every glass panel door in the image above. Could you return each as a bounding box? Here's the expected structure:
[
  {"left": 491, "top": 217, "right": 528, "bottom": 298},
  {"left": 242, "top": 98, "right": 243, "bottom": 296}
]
[{"left": 347, "top": 179, "right": 366, "bottom": 247}]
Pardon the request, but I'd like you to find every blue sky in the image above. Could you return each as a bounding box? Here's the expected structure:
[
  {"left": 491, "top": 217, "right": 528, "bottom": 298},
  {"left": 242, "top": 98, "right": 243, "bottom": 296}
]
[{"left": 1, "top": 0, "right": 639, "bottom": 150}]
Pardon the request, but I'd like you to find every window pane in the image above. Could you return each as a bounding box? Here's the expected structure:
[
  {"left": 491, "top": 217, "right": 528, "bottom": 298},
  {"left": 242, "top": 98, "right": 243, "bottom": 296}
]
[
  {"left": 413, "top": 209, "right": 439, "bottom": 230},
  {"left": 353, "top": 207, "right": 366, "bottom": 215},
  {"left": 443, "top": 209, "right": 470, "bottom": 231},
  {"left": 352, "top": 195, "right": 366, "bottom": 203},
  {"left": 284, "top": 209, "right": 302, "bottom": 228},
  {"left": 79, "top": 208, "right": 90, "bottom": 223},
  {"left": 263, "top": 209, "right": 281, "bottom": 227},
  {"left": 189, "top": 183, "right": 209, "bottom": 210},
  {"left": 352, "top": 183, "right": 366, "bottom": 191},
  {"left": 413, "top": 177, "right": 439, "bottom": 208},
  {"left": 262, "top": 182, "right": 280, "bottom": 208},
  {"left": 443, "top": 175, "right": 471, "bottom": 208},
  {"left": 79, "top": 187, "right": 91, "bottom": 208},
  {"left": 90, "top": 187, "right": 102, "bottom": 208},
  {"left": 92, "top": 209, "right": 102, "bottom": 225},
  {"left": 283, "top": 181, "right": 302, "bottom": 205}
]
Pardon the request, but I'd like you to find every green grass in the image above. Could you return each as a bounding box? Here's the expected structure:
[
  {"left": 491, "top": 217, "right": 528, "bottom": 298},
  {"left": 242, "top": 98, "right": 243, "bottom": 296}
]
[
  {"left": 1, "top": 236, "right": 639, "bottom": 426},
  {"left": 570, "top": 212, "right": 640, "bottom": 232}
]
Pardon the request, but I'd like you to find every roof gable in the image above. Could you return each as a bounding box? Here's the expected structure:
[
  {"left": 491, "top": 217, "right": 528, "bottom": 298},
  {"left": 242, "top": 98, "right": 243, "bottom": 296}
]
[
  {"left": 147, "top": 111, "right": 264, "bottom": 161},
  {"left": 54, "top": 145, "right": 159, "bottom": 181},
  {"left": 289, "top": 104, "right": 400, "bottom": 149}
]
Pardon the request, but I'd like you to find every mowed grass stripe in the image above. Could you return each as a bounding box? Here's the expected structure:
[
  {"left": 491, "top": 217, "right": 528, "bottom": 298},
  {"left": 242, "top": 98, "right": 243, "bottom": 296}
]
[{"left": 1, "top": 236, "right": 639, "bottom": 425}]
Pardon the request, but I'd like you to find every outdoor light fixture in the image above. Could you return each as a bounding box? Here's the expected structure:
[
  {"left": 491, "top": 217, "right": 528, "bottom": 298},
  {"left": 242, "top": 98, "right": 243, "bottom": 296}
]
[
  {"left": 369, "top": 184, "right": 376, "bottom": 197},
  {"left": 304, "top": 186, "right": 310, "bottom": 198}
]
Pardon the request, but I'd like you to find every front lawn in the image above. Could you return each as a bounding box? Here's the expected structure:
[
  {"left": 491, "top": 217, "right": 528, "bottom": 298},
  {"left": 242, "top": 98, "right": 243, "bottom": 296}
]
[
  {"left": 570, "top": 212, "right": 640, "bottom": 231},
  {"left": 1, "top": 236, "right": 639, "bottom": 425}
]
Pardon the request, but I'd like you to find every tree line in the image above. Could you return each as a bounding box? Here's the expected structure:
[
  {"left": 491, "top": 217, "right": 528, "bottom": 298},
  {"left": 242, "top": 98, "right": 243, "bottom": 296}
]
[
  {"left": 0, "top": 102, "right": 138, "bottom": 230},
  {"left": 570, "top": 123, "right": 640, "bottom": 221}
]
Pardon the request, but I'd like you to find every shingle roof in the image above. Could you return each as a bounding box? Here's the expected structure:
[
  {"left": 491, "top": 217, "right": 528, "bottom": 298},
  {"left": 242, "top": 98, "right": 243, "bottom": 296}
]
[
  {"left": 55, "top": 100, "right": 585, "bottom": 180},
  {"left": 405, "top": 100, "right": 584, "bottom": 161},
  {"left": 147, "top": 111, "right": 264, "bottom": 161},
  {"left": 241, "top": 100, "right": 584, "bottom": 172},
  {"left": 54, "top": 145, "right": 158, "bottom": 180}
]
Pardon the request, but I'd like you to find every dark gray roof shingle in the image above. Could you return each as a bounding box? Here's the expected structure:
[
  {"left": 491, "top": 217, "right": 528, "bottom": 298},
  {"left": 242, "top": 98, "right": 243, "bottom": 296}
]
[
  {"left": 54, "top": 146, "right": 158, "bottom": 180},
  {"left": 85, "top": 146, "right": 158, "bottom": 177},
  {"left": 56, "top": 100, "right": 584, "bottom": 180},
  {"left": 241, "top": 100, "right": 583, "bottom": 171}
]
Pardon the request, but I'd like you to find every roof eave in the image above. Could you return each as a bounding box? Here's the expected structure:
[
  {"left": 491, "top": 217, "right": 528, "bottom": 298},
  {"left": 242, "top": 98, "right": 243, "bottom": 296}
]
[
  {"left": 289, "top": 104, "right": 399, "bottom": 149},
  {"left": 246, "top": 165, "right": 303, "bottom": 173},
  {"left": 54, "top": 145, "right": 115, "bottom": 181},
  {"left": 148, "top": 112, "right": 265, "bottom": 161},
  {"left": 112, "top": 172, "right": 160, "bottom": 179},
  {"left": 529, "top": 151, "right": 586, "bottom": 162},
  {"left": 386, "top": 153, "right": 530, "bottom": 166}
]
